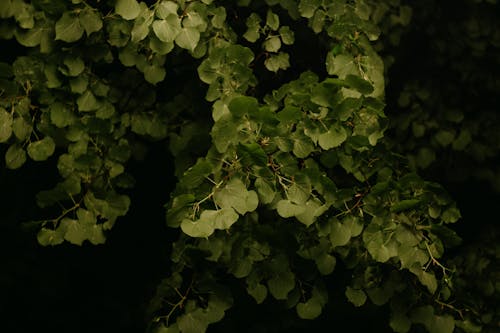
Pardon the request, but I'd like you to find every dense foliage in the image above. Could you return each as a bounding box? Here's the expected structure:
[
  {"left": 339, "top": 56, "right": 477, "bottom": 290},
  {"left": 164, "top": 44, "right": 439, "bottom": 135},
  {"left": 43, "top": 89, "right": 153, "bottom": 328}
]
[{"left": 0, "top": 0, "right": 498, "bottom": 332}]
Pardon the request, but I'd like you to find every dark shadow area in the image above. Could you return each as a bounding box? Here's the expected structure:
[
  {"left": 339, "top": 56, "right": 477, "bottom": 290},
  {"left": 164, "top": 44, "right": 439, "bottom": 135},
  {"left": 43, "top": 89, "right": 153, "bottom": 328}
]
[{"left": 0, "top": 142, "right": 177, "bottom": 333}]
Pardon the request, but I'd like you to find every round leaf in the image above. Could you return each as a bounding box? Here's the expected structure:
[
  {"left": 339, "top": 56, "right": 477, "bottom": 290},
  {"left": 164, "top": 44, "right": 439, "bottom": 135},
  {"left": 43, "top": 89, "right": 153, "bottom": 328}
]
[{"left": 27, "top": 136, "right": 56, "bottom": 161}]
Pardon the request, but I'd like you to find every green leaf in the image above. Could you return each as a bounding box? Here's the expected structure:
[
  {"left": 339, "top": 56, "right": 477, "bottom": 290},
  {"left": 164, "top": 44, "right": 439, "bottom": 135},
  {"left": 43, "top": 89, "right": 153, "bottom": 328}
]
[
  {"left": 243, "top": 13, "right": 261, "bottom": 42},
  {"left": 326, "top": 53, "right": 358, "bottom": 78},
  {"left": 264, "top": 52, "right": 290, "bottom": 72},
  {"left": 59, "top": 218, "right": 87, "bottom": 245},
  {"left": 266, "top": 10, "right": 279, "bottom": 30},
  {"left": 212, "top": 208, "right": 239, "bottom": 230},
  {"left": 315, "top": 253, "right": 336, "bottom": 275},
  {"left": 55, "top": 12, "right": 84, "bottom": 42},
  {"left": 12, "top": 117, "right": 32, "bottom": 140},
  {"left": 441, "top": 207, "right": 461, "bottom": 223},
  {"left": 298, "top": 0, "right": 320, "bottom": 18},
  {"left": 180, "top": 159, "right": 212, "bottom": 189},
  {"left": 77, "top": 90, "right": 99, "bottom": 112},
  {"left": 391, "top": 199, "right": 421, "bottom": 213},
  {"left": 237, "top": 142, "right": 267, "bottom": 167},
  {"left": 276, "top": 200, "right": 305, "bottom": 218},
  {"left": 267, "top": 271, "right": 295, "bottom": 300},
  {"left": 254, "top": 178, "right": 275, "bottom": 204},
  {"left": 143, "top": 64, "right": 166, "bottom": 85},
  {"left": 345, "top": 287, "right": 367, "bottom": 307},
  {"left": 228, "top": 96, "right": 259, "bottom": 118},
  {"left": 5, "top": 144, "right": 26, "bottom": 169},
  {"left": 279, "top": 26, "right": 294, "bottom": 45},
  {"left": 247, "top": 283, "right": 267, "bottom": 304},
  {"left": 329, "top": 219, "right": 351, "bottom": 247},
  {"left": 79, "top": 7, "right": 103, "bottom": 36},
  {"left": 177, "top": 310, "right": 209, "bottom": 333},
  {"left": 214, "top": 178, "right": 258, "bottom": 215},
  {"left": 181, "top": 211, "right": 216, "bottom": 238},
  {"left": 63, "top": 56, "right": 85, "bottom": 77},
  {"left": 175, "top": 27, "right": 200, "bottom": 51},
  {"left": 263, "top": 35, "right": 281, "bottom": 52},
  {"left": 115, "top": 0, "right": 141, "bottom": 20},
  {"left": 345, "top": 74, "right": 374, "bottom": 95},
  {"left": 410, "top": 267, "right": 438, "bottom": 294},
  {"left": 50, "top": 102, "right": 74, "bottom": 127},
  {"left": 390, "top": 312, "right": 411, "bottom": 333},
  {"left": 296, "top": 298, "right": 322, "bottom": 319},
  {"left": 27, "top": 136, "right": 56, "bottom": 161},
  {"left": 152, "top": 16, "right": 181, "bottom": 43},
  {"left": 318, "top": 124, "right": 347, "bottom": 149},
  {"left": 0, "top": 107, "right": 13, "bottom": 142},
  {"left": 37, "top": 228, "right": 65, "bottom": 246}
]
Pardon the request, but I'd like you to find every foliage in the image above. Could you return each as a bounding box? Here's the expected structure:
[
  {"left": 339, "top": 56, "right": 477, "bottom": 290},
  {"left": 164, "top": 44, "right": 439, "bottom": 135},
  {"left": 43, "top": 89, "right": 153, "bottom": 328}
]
[{"left": 0, "top": 0, "right": 498, "bottom": 332}]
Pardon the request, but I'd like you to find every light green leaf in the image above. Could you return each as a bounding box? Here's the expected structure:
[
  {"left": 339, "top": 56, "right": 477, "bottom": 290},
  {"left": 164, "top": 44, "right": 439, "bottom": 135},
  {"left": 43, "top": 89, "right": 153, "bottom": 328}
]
[
  {"left": 212, "top": 208, "right": 239, "bottom": 230},
  {"left": 143, "top": 64, "right": 166, "bottom": 85},
  {"left": 131, "top": 16, "right": 151, "bottom": 42},
  {"left": 243, "top": 13, "right": 261, "bottom": 42},
  {"left": 5, "top": 144, "right": 26, "bottom": 169},
  {"left": 329, "top": 219, "right": 351, "bottom": 247},
  {"left": 345, "top": 287, "right": 367, "bottom": 307},
  {"left": 266, "top": 10, "right": 279, "bottom": 30},
  {"left": 276, "top": 200, "right": 305, "bottom": 218},
  {"left": 55, "top": 12, "right": 84, "bottom": 42},
  {"left": 318, "top": 124, "right": 347, "bottom": 149},
  {"left": 175, "top": 27, "right": 200, "bottom": 51},
  {"left": 298, "top": 0, "right": 320, "bottom": 18},
  {"left": 410, "top": 267, "right": 438, "bottom": 294},
  {"left": 0, "top": 107, "right": 13, "bottom": 142},
  {"left": 263, "top": 35, "right": 281, "bottom": 52},
  {"left": 14, "top": 23, "right": 42, "bottom": 47},
  {"left": 156, "top": 1, "right": 178, "bottom": 19},
  {"left": 27, "top": 136, "right": 55, "bottom": 161},
  {"left": 296, "top": 298, "right": 322, "bottom": 319},
  {"left": 77, "top": 90, "right": 99, "bottom": 112},
  {"left": 279, "top": 26, "right": 294, "bottom": 45},
  {"left": 60, "top": 218, "right": 86, "bottom": 245},
  {"left": 152, "top": 16, "right": 181, "bottom": 43},
  {"left": 115, "top": 0, "right": 141, "bottom": 20},
  {"left": 264, "top": 52, "right": 290, "bottom": 72},
  {"left": 37, "top": 228, "right": 64, "bottom": 246},
  {"left": 79, "top": 7, "right": 103, "bottom": 36},
  {"left": 326, "top": 53, "right": 358, "bottom": 78},
  {"left": 181, "top": 211, "right": 215, "bottom": 238},
  {"left": 267, "top": 271, "right": 295, "bottom": 300},
  {"left": 214, "top": 178, "right": 258, "bottom": 215}
]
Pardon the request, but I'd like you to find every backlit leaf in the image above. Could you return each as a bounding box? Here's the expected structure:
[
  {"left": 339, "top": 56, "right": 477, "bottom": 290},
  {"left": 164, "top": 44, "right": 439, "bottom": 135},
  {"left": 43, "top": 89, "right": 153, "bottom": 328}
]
[
  {"left": 5, "top": 144, "right": 26, "bottom": 169},
  {"left": 175, "top": 27, "right": 200, "bottom": 51},
  {"left": 27, "top": 136, "right": 56, "bottom": 161},
  {"left": 296, "top": 298, "right": 322, "bottom": 319},
  {"left": 115, "top": 0, "right": 141, "bottom": 20},
  {"left": 0, "top": 107, "right": 13, "bottom": 142}
]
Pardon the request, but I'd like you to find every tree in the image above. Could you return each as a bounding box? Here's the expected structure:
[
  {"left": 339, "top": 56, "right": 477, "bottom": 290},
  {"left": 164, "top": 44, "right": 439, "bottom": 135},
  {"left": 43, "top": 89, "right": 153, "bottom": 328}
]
[{"left": 0, "top": 0, "right": 498, "bottom": 332}]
